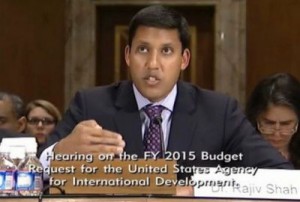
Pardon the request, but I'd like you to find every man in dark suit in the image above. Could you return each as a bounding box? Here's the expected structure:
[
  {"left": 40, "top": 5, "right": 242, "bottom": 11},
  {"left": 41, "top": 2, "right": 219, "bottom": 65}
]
[
  {"left": 42, "top": 80, "right": 291, "bottom": 166},
  {"left": 0, "top": 92, "right": 36, "bottom": 146},
  {"left": 39, "top": 5, "right": 292, "bottom": 195},
  {"left": 0, "top": 129, "right": 24, "bottom": 142},
  {"left": 0, "top": 92, "right": 26, "bottom": 133}
]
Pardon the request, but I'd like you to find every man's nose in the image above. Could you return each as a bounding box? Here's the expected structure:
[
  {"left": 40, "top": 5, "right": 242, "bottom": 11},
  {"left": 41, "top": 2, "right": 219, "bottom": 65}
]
[{"left": 147, "top": 51, "right": 159, "bottom": 69}]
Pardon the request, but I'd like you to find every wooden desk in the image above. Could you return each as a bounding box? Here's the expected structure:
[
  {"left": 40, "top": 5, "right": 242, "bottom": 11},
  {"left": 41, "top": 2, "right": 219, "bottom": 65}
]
[{"left": 1, "top": 196, "right": 296, "bottom": 202}]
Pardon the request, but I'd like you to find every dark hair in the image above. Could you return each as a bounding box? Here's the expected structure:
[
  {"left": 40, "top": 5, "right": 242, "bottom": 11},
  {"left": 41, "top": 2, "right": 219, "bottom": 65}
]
[
  {"left": 246, "top": 73, "right": 300, "bottom": 168},
  {"left": 128, "top": 5, "right": 190, "bottom": 52},
  {"left": 0, "top": 92, "right": 25, "bottom": 118}
]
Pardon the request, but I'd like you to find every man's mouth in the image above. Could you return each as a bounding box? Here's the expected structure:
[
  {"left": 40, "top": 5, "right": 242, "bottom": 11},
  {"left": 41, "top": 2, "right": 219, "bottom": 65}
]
[{"left": 144, "top": 76, "right": 160, "bottom": 85}]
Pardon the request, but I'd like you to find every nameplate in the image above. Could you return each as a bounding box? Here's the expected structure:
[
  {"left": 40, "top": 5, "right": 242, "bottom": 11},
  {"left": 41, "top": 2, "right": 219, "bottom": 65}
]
[
  {"left": 193, "top": 167, "right": 300, "bottom": 200},
  {"left": 49, "top": 154, "right": 176, "bottom": 195}
]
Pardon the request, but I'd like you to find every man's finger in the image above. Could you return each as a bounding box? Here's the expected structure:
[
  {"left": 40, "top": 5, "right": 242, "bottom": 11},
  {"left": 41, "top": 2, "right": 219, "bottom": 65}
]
[
  {"left": 88, "top": 144, "right": 124, "bottom": 155},
  {"left": 88, "top": 135, "right": 125, "bottom": 147},
  {"left": 80, "top": 120, "right": 102, "bottom": 129},
  {"left": 90, "top": 128, "right": 122, "bottom": 140}
]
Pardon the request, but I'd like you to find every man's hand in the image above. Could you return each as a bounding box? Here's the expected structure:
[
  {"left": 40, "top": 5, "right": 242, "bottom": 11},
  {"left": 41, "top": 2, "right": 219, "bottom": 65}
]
[{"left": 54, "top": 120, "right": 125, "bottom": 155}]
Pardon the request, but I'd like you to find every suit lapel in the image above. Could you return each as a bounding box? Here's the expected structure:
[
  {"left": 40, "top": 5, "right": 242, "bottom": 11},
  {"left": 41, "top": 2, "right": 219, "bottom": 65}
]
[
  {"left": 168, "top": 82, "right": 197, "bottom": 152},
  {"left": 113, "top": 81, "right": 144, "bottom": 157}
]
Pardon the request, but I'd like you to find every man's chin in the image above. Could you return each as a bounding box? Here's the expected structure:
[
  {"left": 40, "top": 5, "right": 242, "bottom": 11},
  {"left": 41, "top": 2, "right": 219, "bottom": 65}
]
[{"left": 142, "top": 91, "right": 164, "bottom": 102}]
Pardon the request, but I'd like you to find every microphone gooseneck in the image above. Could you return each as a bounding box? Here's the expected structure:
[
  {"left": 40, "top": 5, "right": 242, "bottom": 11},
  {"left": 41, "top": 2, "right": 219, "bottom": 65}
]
[{"left": 153, "top": 116, "right": 165, "bottom": 158}]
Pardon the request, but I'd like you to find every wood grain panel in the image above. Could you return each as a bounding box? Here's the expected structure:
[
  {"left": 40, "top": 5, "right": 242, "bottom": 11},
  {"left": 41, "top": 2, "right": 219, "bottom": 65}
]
[
  {"left": 0, "top": 0, "right": 65, "bottom": 112},
  {"left": 246, "top": 0, "right": 300, "bottom": 99}
]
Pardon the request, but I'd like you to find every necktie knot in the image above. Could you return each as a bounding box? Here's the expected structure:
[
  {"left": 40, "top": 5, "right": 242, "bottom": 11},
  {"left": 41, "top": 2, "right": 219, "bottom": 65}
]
[{"left": 143, "top": 105, "right": 164, "bottom": 121}]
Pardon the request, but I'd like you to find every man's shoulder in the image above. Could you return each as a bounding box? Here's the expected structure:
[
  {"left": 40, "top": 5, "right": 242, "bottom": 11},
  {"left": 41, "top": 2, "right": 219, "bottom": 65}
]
[
  {"left": 72, "top": 81, "right": 133, "bottom": 108},
  {"left": 80, "top": 80, "right": 131, "bottom": 96},
  {"left": 179, "top": 81, "right": 232, "bottom": 104}
]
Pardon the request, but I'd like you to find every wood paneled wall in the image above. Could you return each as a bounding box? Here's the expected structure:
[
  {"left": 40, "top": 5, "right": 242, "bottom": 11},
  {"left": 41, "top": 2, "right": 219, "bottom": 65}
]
[
  {"left": 1, "top": 0, "right": 300, "bottom": 112},
  {"left": 246, "top": 0, "right": 300, "bottom": 99},
  {"left": 0, "top": 0, "right": 65, "bottom": 112}
]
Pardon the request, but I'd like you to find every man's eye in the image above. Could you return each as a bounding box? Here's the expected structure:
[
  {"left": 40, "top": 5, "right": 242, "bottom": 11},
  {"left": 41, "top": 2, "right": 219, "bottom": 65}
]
[
  {"left": 162, "top": 47, "right": 173, "bottom": 55},
  {"left": 138, "top": 46, "right": 148, "bottom": 53},
  {"left": 0, "top": 118, "right": 7, "bottom": 125}
]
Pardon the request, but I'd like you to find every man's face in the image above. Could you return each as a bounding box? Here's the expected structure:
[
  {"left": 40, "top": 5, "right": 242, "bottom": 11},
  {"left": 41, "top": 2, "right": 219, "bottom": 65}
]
[
  {"left": 0, "top": 99, "right": 24, "bottom": 132},
  {"left": 125, "top": 26, "right": 190, "bottom": 102}
]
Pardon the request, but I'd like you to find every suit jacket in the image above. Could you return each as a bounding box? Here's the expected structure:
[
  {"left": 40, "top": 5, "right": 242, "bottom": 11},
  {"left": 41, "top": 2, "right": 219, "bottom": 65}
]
[{"left": 40, "top": 81, "right": 292, "bottom": 171}]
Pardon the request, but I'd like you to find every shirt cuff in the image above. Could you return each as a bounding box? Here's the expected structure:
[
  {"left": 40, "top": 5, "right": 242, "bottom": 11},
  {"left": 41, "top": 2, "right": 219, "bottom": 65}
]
[{"left": 39, "top": 143, "right": 57, "bottom": 180}]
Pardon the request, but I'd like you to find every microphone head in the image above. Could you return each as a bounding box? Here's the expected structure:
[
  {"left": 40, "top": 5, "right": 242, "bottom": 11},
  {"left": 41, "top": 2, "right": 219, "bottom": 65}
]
[{"left": 153, "top": 116, "right": 162, "bottom": 125}]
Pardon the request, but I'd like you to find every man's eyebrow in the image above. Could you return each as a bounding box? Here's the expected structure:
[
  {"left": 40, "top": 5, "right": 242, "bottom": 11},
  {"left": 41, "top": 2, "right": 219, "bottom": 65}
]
[
  {"left": 135, "top": 40, "right": 149, "bottom": 45},
  {"left": 135, "top": 41, "right": 174, "bottom": 46},
  {"left": 161, "top": 43, "right": 174, "bottom": 46},
  {"left": 0, "top": 116, "right": 7, "bottom": 121}
]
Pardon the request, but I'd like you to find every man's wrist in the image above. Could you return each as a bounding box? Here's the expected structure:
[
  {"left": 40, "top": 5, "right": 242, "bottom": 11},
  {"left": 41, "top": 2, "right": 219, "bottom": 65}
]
[{"left": 53, "top": 139, "right": 64, "bottom": 153}]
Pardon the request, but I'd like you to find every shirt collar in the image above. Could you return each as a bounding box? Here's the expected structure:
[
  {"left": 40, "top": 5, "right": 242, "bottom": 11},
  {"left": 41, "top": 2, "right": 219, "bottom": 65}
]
[{"left": 133, "top": 84, "right": 177, "bottom": 112}]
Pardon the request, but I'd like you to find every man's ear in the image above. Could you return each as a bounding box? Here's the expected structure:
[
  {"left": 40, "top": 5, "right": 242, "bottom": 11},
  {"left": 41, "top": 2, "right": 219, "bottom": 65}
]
[
  {"left": 181, "top": 48, "right": 191, "bottom": 71},
  {"left": 125, "top": 45, "right": 130, "bottom": 67},
  {"left": 17, "top": 116, "right": 27, "bottom": 133}
]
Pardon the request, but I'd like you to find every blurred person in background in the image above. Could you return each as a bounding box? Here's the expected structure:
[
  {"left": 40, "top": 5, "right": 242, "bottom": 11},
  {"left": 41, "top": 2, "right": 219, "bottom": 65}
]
[
  {"left": 25, "top": 99, "right": 61, "bottom": 147},
  {"left": 246, "top": 73, "right": 300, "bottom": 168},
  {"left": 0, "top": 92, "right": 26, "bottom": 133}
]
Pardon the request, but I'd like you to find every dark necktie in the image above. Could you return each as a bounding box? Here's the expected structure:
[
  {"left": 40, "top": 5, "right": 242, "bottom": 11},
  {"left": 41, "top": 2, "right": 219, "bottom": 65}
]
[{"left": 143, "top": 105, "right": 164, "bottom": 156}]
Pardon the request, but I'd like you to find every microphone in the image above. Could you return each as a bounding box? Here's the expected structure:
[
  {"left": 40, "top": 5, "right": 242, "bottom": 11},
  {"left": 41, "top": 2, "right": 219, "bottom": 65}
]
[
  {"left": 153, "top": 116, "right": 162, "bottom": 125},
  {"left": 153, "top": 116, "right": 165, "bottom": 158}
]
